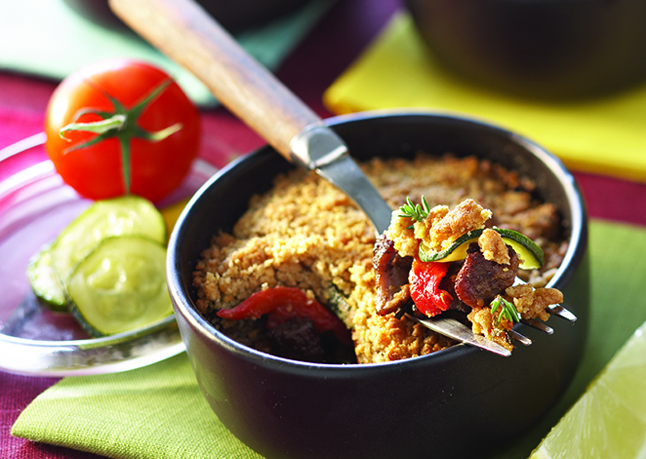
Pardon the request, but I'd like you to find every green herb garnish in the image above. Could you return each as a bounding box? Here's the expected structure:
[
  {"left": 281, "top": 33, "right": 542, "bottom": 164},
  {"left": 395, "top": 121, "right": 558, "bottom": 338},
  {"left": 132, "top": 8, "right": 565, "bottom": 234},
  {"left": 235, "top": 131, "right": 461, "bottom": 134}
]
[
  {"left": 399, "top": 196, "right": 430, "bottom": 222},
  {"left": 490, "top": 295, "right": 521, "bottom": 324}
]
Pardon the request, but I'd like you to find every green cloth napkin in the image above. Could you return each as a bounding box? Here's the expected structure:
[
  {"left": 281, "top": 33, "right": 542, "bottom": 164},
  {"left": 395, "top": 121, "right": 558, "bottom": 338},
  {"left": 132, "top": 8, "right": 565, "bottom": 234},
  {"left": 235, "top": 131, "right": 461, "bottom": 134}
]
[
  {"left": 12, "top": 219, "right": 646, "bottom": 458},
  {"left": 323, "top": 12, "right": 646, "bottom": 184},
  {"left": 13, "top": 354, "right": 263, "bottom": 459},
  {"left": 0, "top": 0, "right": 333, "bottom": 107}
]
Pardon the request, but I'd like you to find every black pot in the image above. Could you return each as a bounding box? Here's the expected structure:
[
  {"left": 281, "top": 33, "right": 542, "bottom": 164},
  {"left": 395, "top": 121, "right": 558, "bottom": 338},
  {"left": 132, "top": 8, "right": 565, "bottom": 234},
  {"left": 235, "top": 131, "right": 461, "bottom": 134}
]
[
  {"left": 404, "top": 0, "right": 646, "bottom": 99},
  {"left": 167, "top": 111, "right": 589, "bottom": 459}
]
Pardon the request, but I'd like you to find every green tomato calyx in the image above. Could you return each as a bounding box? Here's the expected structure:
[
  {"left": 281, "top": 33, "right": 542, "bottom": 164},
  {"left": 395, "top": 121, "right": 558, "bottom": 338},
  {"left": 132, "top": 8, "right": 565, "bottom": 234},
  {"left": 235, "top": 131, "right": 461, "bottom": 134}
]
[{"left": 59, "top": 79, "right": 183, "bottom": 195}]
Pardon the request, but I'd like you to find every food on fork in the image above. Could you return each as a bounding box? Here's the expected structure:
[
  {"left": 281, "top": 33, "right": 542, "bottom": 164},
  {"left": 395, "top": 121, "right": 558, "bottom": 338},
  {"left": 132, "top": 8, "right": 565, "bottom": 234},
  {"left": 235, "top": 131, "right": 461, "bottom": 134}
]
[
  {"left": 376, "top": 198, "right": 563, "bottom": 350},
  {"left": 193, "top": 153, "right": 568, "bottom": 363}
]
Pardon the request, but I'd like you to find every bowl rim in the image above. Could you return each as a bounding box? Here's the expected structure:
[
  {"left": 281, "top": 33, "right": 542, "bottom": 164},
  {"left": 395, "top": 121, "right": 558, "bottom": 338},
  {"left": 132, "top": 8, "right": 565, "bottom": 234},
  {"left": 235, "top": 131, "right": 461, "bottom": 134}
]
[{"left": 167, "top": 109, "right": 588, "bottom": 372}]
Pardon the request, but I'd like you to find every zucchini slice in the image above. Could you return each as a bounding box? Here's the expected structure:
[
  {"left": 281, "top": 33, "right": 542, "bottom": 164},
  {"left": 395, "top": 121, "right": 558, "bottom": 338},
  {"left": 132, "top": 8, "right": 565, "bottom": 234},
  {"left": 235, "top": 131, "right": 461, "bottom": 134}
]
[
  {"left": 51, "top": 195, "right": 167, "bottom": 285},
  {"left": 27, "top": 245, "right": 68, "bottom": 311},
  {"left": 418, "top": 228, "right": 544, "bottom": 270},
  {"left": 67, "top": 236, "right": 173, "bottom": 336}
]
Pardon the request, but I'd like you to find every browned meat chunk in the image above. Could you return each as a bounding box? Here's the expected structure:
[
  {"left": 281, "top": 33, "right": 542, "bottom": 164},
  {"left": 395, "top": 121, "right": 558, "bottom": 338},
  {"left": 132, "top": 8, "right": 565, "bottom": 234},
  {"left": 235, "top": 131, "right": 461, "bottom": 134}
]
[
  {"left": 454, "top": 243, "right": 519, "bottom": 308},
  {"left": 373, "top": 234, "right": 413, "bottom": 315},
  {"left": 267, "top": 316, "right": 326, "bottom": 363}
]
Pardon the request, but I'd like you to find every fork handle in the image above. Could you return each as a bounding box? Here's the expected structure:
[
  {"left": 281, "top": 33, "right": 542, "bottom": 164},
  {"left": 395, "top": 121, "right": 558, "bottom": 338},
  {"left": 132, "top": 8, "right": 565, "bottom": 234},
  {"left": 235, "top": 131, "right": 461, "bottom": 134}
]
[{"left": 108, "top": 0, "right": 321, "bottom": 158}]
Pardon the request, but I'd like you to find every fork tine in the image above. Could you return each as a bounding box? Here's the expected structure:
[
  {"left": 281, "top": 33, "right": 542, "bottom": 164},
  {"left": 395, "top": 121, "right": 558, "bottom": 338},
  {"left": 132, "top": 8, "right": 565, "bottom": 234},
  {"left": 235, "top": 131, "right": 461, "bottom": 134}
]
[
  {"left": 509, "top": 329, "right": 532, "bottom": 346},
  {"left": 406, "top": 314, "right": 512, "bottom": 357},
  {"left": 547, "top": 305, "right": 577, "bottom": 322},
  {"left": 409, "top": 312, "right": 535, "bottom": 352},
  {"left": 393, "top": 270, "right": 581, "bottom": 356},
  {"left": 522, "top": 318, "right": 554, "bottom": 334},
  {"left": 513, "top": 277, "right": 577, "bottom": 323}
]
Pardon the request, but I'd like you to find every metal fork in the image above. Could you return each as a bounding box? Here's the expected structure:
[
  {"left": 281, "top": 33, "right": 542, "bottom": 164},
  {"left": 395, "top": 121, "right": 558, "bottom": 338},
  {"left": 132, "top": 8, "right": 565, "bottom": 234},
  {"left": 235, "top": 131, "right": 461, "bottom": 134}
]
[
  {"left": 410, "top": 278, "right": 577, "bottom": 356},
  {"left": 291, "top": 127, "right": 578, "bottom": 356}
]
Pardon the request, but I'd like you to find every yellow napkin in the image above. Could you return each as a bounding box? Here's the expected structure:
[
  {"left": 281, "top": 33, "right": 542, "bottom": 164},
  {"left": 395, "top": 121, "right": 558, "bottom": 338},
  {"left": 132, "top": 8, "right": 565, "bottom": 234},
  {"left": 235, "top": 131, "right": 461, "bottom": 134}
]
[{"left": 323, "top": 12, "right": 646, "bottom": 183}]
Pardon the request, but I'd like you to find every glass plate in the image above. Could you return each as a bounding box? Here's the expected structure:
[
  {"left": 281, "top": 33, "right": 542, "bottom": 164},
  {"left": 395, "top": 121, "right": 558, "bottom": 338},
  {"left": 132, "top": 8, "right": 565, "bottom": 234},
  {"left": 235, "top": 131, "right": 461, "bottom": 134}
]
[{"left": 0, "top": 148, "right": 217, "bottom": 376}]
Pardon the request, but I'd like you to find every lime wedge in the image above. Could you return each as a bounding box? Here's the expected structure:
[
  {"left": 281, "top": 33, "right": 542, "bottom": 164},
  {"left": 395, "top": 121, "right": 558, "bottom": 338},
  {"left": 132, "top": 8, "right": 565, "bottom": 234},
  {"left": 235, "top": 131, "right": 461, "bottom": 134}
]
[{"left": 530, "top": 321, "right": 646, "bottom": 459}]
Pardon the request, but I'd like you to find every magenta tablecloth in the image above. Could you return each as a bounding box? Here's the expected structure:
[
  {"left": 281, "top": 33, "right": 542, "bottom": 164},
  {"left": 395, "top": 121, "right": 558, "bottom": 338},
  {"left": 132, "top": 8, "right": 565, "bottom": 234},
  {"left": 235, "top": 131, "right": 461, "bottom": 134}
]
[{"left": 2, "top": 1, "right": 646, "bottom": 458}]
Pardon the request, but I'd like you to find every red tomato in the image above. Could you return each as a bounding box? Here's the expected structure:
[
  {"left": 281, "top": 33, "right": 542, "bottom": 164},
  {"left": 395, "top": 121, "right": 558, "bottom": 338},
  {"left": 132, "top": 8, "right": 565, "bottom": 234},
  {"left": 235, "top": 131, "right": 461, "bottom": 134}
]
[{"left": 45, "top": 59, "right": 200, "bottom": 202}]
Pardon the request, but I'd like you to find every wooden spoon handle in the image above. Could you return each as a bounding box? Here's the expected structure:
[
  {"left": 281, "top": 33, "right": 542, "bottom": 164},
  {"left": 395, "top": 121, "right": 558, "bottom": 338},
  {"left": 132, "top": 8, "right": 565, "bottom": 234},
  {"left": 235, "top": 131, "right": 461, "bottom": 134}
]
[{"left": 109, "top": 0, "right": 321, "bottom": 159}]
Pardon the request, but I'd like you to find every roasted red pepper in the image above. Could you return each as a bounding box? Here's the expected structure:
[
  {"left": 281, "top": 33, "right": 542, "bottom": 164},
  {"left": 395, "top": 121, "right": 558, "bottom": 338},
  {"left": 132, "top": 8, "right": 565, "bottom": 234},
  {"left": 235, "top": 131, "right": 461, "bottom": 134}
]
[
  {"left": 216, "top": 286, "right": 352, "bottom": 346},
  {"left": 409, "top": 260, "right": 452, "bottom": 317}
]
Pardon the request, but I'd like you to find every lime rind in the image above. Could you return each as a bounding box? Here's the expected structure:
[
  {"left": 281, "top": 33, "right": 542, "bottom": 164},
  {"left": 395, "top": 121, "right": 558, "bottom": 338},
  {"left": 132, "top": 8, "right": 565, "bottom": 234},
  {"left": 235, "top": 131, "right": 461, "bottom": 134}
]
[
  {"left": 418, "top": 227, "right": 544, "bottom": 270},
  {"left": 529, "top": 322, "right": 646, "bottom": 458}
]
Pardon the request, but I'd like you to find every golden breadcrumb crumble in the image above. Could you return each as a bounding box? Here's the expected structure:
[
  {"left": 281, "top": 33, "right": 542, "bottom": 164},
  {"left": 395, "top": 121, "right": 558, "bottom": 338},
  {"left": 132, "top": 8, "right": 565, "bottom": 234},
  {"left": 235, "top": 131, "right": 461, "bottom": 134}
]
[
  {"left": 193, "top": 153, "right": 566, "bottom": 363},
  {"left": 479, "top": 228, "right": 511, "bottom": 265}
]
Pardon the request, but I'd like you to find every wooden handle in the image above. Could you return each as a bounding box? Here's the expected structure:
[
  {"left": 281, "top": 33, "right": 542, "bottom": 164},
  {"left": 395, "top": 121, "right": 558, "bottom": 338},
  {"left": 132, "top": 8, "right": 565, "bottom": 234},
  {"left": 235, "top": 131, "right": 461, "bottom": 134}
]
[{"left": 109, "top": 0, "right": 321, "bottom": 159}]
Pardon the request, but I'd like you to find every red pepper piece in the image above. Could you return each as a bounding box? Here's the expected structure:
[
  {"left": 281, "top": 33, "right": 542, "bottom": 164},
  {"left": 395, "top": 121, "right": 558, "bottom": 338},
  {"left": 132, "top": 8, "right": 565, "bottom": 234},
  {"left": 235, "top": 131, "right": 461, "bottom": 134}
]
[
  {"left": 216, "top": 287, "right": 352, "bottom": 346},
  {"left": 409, "top": 260, "right": 452, "bottom": 317}
]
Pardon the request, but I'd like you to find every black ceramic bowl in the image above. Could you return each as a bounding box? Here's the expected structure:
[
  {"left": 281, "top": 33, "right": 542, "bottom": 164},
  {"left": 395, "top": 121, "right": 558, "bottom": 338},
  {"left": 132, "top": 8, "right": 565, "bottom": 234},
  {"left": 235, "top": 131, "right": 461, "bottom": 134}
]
[
  {"left": 167, "top": 111, "right": 588, "bottom": 459},
  {"left": 404, "top": 0, "right": 646, "bottom": 99}
]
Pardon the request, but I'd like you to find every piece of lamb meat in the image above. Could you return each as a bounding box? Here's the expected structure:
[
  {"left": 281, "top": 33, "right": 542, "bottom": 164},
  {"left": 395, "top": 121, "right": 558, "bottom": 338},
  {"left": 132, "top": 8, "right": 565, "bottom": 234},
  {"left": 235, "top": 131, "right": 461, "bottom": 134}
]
[
  {"left": 454, "top": 243, "right": 519, "bottom": 308},
  {"left": 268, "top": 316, "right": 326, "bottom": 363},
  {"left": 373, "top": 234, "right": 413, "bottom": 315}
]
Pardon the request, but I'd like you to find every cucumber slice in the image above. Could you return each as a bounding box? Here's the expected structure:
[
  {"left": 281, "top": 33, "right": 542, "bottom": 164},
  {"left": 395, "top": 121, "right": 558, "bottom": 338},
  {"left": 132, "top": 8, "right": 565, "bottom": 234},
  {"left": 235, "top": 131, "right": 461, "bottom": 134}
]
[
  {"left": 67, "top": 236, "right": 173, "bottom": 336},
  {"left": 418, "top": 228, "right": 544, "bottom": 270},
  {"left": 51, "top": 196, "right": 167, "bottom": 285},
  {"left": 27, "top": 245, "right": 68, "bottom": 311}
]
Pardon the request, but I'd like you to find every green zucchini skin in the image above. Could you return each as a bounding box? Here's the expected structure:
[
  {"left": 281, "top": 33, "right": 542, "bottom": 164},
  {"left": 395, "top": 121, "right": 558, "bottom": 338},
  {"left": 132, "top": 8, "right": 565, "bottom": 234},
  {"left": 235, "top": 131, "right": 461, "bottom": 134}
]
[
  {"left": 418, "top": 228, "right": 544, "bottom": 270},
  {"left": 28, "top": 196, "right": 167, "bottom": 312},
  {"left": 51, "top": 196, "right": 167, "bottom": 283},
  {"left": 27, "top": 245, "right": 69, "bottom": 311}
]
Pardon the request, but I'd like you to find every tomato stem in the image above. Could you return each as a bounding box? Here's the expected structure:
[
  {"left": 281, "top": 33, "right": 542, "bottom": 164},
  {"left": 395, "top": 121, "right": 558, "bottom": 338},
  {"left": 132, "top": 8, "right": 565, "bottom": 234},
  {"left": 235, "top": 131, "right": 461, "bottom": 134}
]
[
  {"left": 58, "top": 78, "right": 182, "bottom": 196},
  {"left": 60, "top": 114, "right": 126, "bottom": 139},
  {"left": 118, "top": 136, "right": 132, "bottom": 194},
  {"left": 144, "top": 122, "right": 183, "bottom": 141}
]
